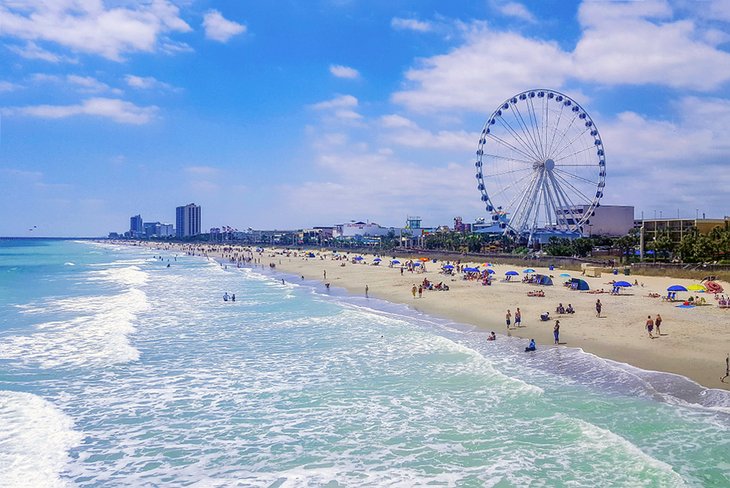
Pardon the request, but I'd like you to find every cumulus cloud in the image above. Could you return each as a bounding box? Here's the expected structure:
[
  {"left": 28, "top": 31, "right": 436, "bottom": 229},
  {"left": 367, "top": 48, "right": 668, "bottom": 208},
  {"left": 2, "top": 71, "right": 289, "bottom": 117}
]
[
  {"left": 0, "top": 81, "right": 21, "bottom": 92},
  {"left": 7, "top": 98, "right": 158, "bottom": 125},
  {"left": 329, "top": 65, "right": 360, "bottom": 79},
  {"left": 497, "top": 2, "right": 537, "bottom": 23},
  {"left": 6, "top": 41, "right": 75, "bottom": 63},
  {"left": 0, "top": 0, "right": 191, "bottom": 61},
  {"left": 379, "top": 114, "right": 475, "bottom": 150},
  {"left": 391, "top": 17, "right": 433, "bottom": 32},
  {"left": 203, "top": 10, "right": 246, "bottom": 42},
  {"left": 311, "top": 94, "right": 362, "bottom": 120}
]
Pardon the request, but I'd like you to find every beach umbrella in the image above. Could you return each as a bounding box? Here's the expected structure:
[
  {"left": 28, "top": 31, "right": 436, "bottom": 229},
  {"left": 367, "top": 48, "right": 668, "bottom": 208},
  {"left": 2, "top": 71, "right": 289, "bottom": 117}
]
[
  {"left": 487, "top": 269, "right": 495, "bottom": 274},
  {"left": 559, "top": 273, "right": 571, "bottom": 277},
  {"left": 354, "top": 256, "right": 363, "bottom": 261},
  {"left": 463, "top": 267, "right": 479, "bottom": 272},
  {"left": 505, "top": 270, "right": 519, "bottom": 276},
  {"left": 373, "top": 258, "right": 382, "bottom": 262},
  {"left": 443, "top": 264, "right": 454, "bottom": 269},
  {"left": 667, "top": 285, "right": 687, "bottom": 292},
  {"left": 614, "top": 281, "right": 632, "bottom": 287},
  {"left": 523, "top": 268, "right": 535, "bottom": 273},
  {"left": 483, "top": 263, "right": 493, "bottom": 267},
  {"left": 413, "top": 262, "right": 421, "bottom": 267},
  {"left": 391, "top": 259, "right": 400, "bottom": 264},
  {"left": 419, "top": 257, "right": 430, "bottom": 262},
  {"left": 687, "top": 284, "right": 706, "bottom": 292}
]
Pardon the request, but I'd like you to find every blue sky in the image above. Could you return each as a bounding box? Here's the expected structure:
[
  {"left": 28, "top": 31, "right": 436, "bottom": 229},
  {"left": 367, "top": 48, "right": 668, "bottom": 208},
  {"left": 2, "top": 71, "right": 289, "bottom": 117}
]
[{"left": 1, "top": 0, "right": 729, "bottom": 237}]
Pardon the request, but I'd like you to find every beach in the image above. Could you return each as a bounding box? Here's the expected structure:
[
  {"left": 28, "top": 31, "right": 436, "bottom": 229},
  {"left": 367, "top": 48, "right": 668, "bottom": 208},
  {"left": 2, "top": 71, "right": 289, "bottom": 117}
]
[{"left": 133, "top": 242, "right": 730, "bottom": 391}]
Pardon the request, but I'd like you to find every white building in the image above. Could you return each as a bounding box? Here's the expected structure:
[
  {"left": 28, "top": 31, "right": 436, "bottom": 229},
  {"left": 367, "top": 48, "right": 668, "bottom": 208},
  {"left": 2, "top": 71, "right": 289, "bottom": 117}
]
[
  {"left": 334, "top": 221, "right": 396, "bottom": 238},
  {"left": 557, "top": 205, "right": 634, "bottom": 237}
]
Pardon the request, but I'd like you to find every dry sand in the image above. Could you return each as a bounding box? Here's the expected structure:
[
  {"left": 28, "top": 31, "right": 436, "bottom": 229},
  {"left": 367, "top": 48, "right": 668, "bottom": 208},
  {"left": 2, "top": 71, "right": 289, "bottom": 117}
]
[{"left": 135, "top": 242, "right": 730, "bottom": 391}]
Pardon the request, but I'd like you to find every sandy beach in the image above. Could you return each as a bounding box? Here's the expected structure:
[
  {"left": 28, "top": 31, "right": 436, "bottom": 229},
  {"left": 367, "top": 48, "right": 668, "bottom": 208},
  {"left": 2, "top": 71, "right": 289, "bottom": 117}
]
[{"left": 136, "top": 242, "right": 730, "bottom": 391}]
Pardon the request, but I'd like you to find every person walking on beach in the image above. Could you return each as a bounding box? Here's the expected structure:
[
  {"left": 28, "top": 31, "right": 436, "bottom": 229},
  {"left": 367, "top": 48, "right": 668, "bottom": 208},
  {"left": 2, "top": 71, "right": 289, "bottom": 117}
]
[
  {"left": 595, "top": 299, "right": 602, "bottom": 317},
  {"left": 645, "top": 315, "right": 654, "bottom": 338},
  {"left": 365, "top": 284, "right": 369, "bottom": 298},
  {"left": 553, "top": 320, "right": 560, "bottom": 345},
  {"left": 323, "top": 270, "right": 326, "bottom": 280},
  {"left": 721, "top": 354, "right": 729, "bottom": 383},
  {"left": 655, "top": 314, "right": 662, "bottom": 336},
  {"left": 505, "top": 309, "right": 512, "bottom": 329},
  {"left": 412, "top": 284, "right": 417, "bottom": 298},
  {"left": 418, "top": 285, "right": 423, "bottom": 298},
  {"left": 515, "top": 307, "right": 522, "bottom": 327}
]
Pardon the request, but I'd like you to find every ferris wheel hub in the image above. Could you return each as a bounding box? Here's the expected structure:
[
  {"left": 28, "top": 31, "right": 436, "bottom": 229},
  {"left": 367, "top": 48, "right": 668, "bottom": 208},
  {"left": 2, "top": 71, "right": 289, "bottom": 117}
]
[{"left": 544, "top": 158, "right": 555, "bottom": 171}]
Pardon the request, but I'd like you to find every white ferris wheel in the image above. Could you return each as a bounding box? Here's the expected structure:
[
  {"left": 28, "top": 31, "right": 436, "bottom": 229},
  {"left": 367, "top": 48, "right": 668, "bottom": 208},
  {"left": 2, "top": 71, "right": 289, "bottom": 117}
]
[{"left": 475, "top": 89, "right": 606, "bottom": 242}]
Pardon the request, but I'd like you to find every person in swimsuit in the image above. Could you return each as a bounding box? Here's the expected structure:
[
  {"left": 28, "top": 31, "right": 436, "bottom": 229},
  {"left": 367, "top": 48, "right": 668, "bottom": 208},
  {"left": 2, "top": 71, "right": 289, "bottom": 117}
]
[
  {"left": 595, "top": 299, "right": 602, "bottom": 317},
  {"left": 645, "top": 315, "right": 654, "bottom": 338},
  {"left": 505, "top": 309, "right": 512, "bottom": 329},
  {"left": 553, "top": 320, "right": 560, "bottom": 345},
  {"left": 655, "top": 314, "right": 662, "bottom": 336},
  {"left": 515, "top": 308, "right": 522, "bottom": 327}
]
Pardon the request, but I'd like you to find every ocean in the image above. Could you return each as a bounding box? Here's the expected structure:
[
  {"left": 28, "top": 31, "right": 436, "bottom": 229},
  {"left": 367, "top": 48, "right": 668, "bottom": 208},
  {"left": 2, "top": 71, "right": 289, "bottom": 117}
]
[{"left": 0, "top": 239, "right": 728, "bottom": 487}]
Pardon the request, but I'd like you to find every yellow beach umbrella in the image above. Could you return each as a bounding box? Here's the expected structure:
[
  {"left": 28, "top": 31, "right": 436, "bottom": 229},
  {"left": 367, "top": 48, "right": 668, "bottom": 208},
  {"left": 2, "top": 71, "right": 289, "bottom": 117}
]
[{"left": 687, "top": 284, "right": 707, "bottom": 292}]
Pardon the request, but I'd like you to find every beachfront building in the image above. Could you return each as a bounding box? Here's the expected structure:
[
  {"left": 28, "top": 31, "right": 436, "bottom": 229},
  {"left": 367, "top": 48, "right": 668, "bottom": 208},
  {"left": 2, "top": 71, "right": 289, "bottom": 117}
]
[
  {"left": 334, "top": 221, "right": 394, "bottom": 238},
  {"left": 635, "top": 216, "right": 729, "bottom": 245},
  {"left": 158, "top": 223, "right": 174, "bottom": 237},
  {"left": 130, "top": 214, "right": 143, "bottom": 238},
  {"left": 556, "top": 205, "right": 635, "bottom": 237},
  {"left": 144, "top": 222, "right": 161, "bottom": 238},
  {"left": 176, "top": 203, "right": 201, "bottom": 238}
]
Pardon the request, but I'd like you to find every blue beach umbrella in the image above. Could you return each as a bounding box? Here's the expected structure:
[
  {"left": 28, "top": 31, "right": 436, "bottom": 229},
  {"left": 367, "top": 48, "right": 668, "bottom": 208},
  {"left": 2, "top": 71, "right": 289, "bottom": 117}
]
[
  {"left": 463, "top": 267, "right": 479, "bottom": 272},
  {"left": 373, "top": 258, "right": 382, "bottom": 262},
  {"left": 559, "top": 273, "right": 571, "bottom": 277},
  {"left": 614, "top": 281, "right": 632, "bottom": 287},
  {"left": 667, "top": 285, "right": 687, "bottom": 292},
  {"left": 487, "top": 269, "right": 495, "bottom": 274},
  {"left": 354, "top": 256, "right": 363, "bottom": 261},
  {"left": 523, "top": 268, "right": 535, "bottom": 273},
  {"left": 391, "top": 259, "right": 400, "bottom": 264},
  {"left": 505, "top": 270, "right": 519, "bottom": 276},
  {"left": 413, "top": 262, "right": 421, "bottom": 267},
  {"left": 443, "top": 264, "right": 454, "bottom": 269}
]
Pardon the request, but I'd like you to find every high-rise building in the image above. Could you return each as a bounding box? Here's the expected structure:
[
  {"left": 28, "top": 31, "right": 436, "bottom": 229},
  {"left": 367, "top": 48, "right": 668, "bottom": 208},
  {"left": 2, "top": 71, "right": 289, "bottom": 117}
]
[
  {"left": 130, "top": 214, "right": 143, "bottom": 237},
  {"left": 176, "top": 203, "right": 201, "bottom": 238}
]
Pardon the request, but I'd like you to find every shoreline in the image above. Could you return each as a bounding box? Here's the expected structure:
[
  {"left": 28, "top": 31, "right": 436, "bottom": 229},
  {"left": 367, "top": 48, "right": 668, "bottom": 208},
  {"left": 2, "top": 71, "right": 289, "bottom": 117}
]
[{"left": 120, "top": 241, "right": 730, "bottom": 391}]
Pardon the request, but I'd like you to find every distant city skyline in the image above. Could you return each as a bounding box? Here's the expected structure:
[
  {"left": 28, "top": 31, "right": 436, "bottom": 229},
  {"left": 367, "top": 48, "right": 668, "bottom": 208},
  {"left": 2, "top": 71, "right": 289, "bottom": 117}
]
[{"left": 1, "top": 1, "right": 729, "bottom": 237}]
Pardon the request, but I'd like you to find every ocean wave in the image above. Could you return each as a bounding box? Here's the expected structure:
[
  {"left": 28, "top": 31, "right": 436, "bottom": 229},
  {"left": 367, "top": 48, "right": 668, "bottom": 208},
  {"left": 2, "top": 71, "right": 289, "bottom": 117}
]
[
  {"left": 0, "top": 391, "right": 82, "bottom": 488},
  {"left": 0, "top": 288, "right": 149, "bottom": 368}
]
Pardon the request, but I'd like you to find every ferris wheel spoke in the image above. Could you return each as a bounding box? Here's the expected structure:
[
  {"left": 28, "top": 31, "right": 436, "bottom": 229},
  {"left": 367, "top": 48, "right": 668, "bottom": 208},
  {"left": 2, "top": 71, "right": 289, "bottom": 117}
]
[
  {"left": 546, "top": 102, "right": 566, "bottom": 157},
  {"left": 510, "top": 104, "right": 544, "bottom": 161},
  {"left": 552, "top": 170, "right": 595, "bottom": 205},
  {"left": 555, "top": 164, "right": 596, "bottom": 167},
  {"left": 553, "top": 144, "right": 597, "bottom": 163},
  {"left": 527, "top": 98, "right": 547, "bottom": 160},
  {"left": 512, "top": 172, "right": 542, "bottom": 232},
  {"left": 551, "top": 126, "right": 591, "bottom": 161},
  {"left": 483, "top": 153, "right": 534, "bottom": 165},
  {"left": 554, "top": 167, "right": 599, "bottom": 186},
  {"left": 496, "top": 116, "right": 542, "bottom": 161},
  {"left": 489, "top": 169, "right": 536, "bottom": 201},
  {"left": 548, "top": 112, "right": 581, "bottom": 159},
  {"left": 484, "top": 166, "right": 532, "bottom": 178},
  {"left": 486, "top": 132, "right": 537, "bottom": 162},
  {"left": 548, "top": 172, "right": 582, "bottom": 230}
]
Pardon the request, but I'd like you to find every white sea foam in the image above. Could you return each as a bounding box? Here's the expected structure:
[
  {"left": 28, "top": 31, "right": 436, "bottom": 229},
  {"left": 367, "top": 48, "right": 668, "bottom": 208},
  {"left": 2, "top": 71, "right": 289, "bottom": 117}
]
[
  {"left": 86, "top": 264, "right": 148, "bottom": 286},
  {"left": 0, "top": 288, "right": 149, "bottom": 368},
  {"left": 0, "top": 391, "right": 82, "bottom": 488},
  {"left": 63, "top": 262, "right": 75, "bottom": 266}
]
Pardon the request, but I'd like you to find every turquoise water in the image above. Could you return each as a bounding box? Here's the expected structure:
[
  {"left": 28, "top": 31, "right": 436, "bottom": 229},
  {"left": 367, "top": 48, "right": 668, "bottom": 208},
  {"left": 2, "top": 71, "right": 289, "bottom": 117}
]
[{"left": 0, "top": 239, "right": 728, "bottom": 487}]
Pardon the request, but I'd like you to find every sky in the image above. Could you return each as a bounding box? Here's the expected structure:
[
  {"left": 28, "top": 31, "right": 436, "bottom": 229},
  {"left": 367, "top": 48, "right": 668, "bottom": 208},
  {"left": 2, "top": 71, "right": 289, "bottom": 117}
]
[{"left": 1, "top": 0, "right": 730, "bottom": 237}]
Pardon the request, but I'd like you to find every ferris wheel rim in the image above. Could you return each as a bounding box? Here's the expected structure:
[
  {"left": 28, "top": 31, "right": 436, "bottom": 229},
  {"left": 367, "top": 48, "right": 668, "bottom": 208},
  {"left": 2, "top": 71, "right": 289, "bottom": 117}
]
[{"left": 475, "top": 88, "right": 606, "bottom": 237}]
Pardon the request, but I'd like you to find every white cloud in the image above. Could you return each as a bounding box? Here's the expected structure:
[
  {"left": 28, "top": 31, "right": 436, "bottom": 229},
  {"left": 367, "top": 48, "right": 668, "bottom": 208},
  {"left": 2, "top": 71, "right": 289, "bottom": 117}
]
[
  {"left": 184, "top": 166, "right": 220, "bottom": 175},
  {"left": 0, "top": 81, "right": 22, "bottom": 92},
  {"left": 392, "top": 28, "right": 571, "bottom": 113},
  {"left": 497, "top": 2, "right": 537, "bottom": 23},
  {"left": 391, "top": 17, "right": 433, "bottom": 32},
  {"left": 574, "top": 1, "right": 730, "bottom": 91},
  {"left": 66, "top": 75, "right": 121, "bottom": 94},
  {"left": 1, "top": 0, "right": 191, "bottom": 61},
  {"left": 379, "top": 115, "right": 475, "bottom": 150},
  {"left": 311, "top": 94, "right": 363, "bottom": 120},
  {"left": 124, "top": 74, "right": 175, "bottom": 91},
  {"left": 329, "top": 65, "right": 360, "bottom": 79},
  {"left": 6, "top": 41, "right": 75, "bottom": 63},
  {"left": 203, "top": 10, "right": 246, "bottom": 43},
  {"left": 7, "top": 98, "right": 158, "bottom": 125}
]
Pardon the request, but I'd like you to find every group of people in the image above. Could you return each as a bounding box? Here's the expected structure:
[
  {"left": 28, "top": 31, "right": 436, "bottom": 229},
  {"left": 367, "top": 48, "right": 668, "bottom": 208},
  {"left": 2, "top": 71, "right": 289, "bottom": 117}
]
[
  {"left": 505, "top": 308, "right": 522, "bottom": 329},
  {"left": 222, "top": 292, "right": 236, "bottom": 302},
  {"left": 555, "top": 303, "right": 575, "bottom": 314},
  {"left": 644, "top": 314, "right": 663, "bottom": 338},
  {"left": 527, "top": 289, "right": 545, "bottom": 297},
  {"left": 421, "top": 278, "right": 450, "bottom": 291}
]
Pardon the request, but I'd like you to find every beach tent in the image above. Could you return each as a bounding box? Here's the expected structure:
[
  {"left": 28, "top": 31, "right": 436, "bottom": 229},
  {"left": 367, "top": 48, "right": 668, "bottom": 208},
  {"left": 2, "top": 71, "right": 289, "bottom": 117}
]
[
  {"left": 534, "top": 274, "right": 553, "bottom": 286},
  {"left": 570, "top": 278, "right": 590, "bottom": 291}
]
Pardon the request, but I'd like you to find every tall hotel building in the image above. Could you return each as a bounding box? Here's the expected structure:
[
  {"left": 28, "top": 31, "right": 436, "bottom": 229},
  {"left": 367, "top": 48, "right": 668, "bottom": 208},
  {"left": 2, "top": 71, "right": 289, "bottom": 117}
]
[{"left": 176, "top": 203, "right": 201, "bottom": 238}]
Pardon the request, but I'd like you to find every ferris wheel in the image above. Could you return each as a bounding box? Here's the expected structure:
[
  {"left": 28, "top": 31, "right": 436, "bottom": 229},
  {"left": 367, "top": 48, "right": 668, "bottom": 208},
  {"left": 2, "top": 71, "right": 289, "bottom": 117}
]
[{"left": 475, "top": 89, "right": 605, "bottom": 241}]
